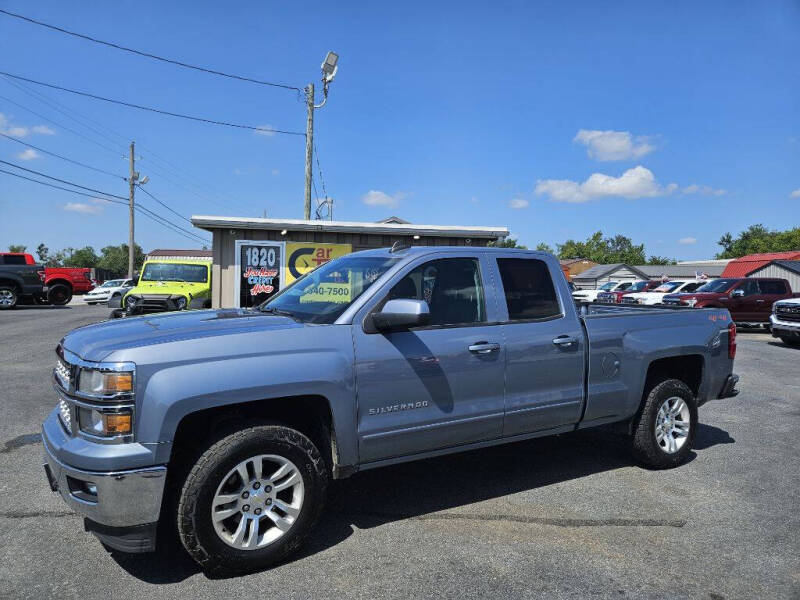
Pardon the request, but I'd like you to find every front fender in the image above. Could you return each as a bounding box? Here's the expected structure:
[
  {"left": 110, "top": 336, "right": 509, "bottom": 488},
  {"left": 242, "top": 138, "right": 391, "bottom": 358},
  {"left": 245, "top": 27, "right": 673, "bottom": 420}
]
[{"left": 132, "top": 326, "right": 358, "bottom": 466}]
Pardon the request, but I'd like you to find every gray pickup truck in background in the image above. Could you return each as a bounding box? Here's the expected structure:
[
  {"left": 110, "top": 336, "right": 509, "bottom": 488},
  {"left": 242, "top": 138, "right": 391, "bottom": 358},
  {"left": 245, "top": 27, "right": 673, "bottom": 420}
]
[
  {"left": 0, "top": 260, "right": 46, "bottom": 309},
  {"left": 42, "top": 247, "right": 739, "bottom": 574}
]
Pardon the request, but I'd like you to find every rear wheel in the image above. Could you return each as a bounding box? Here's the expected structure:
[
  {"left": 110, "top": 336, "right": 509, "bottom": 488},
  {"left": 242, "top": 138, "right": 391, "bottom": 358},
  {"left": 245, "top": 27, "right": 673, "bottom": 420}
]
[
  {"left": 176, "top": 425, "right": 327, "bottom": 575},
  {"left": 0, "top": 286, "right": 18, "bottom": 310},
  {"left": 47, "top": 284, "right": 72, "bottom": 306},
  {"left": 631, "top": 378, "right": 697, "bottom": 469}
]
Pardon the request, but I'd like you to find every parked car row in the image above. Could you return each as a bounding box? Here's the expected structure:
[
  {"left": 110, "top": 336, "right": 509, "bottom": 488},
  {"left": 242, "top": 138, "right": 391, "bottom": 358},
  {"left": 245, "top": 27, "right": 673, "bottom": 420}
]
[
  {"left": 0, "top": 252, "right": 95, "bottom": 307},
  {"left": 573, "top": 277, "right": 798, "bottom": 326}
]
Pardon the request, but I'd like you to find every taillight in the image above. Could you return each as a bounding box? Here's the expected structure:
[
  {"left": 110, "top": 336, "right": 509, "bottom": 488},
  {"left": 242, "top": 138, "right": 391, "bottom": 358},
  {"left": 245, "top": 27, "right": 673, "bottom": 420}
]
[
  {"left": 37, "top": 270, "right": 46, "bottom": 283},
  {"left": 728, "top": 322, "right": 737, "bottom": 359}
]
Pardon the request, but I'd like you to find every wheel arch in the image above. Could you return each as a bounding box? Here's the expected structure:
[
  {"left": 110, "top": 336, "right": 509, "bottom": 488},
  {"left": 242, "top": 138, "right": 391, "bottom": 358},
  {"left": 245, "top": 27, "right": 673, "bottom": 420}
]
[{"left": 170, "top": 394, "right": 344, "bottom": 478}]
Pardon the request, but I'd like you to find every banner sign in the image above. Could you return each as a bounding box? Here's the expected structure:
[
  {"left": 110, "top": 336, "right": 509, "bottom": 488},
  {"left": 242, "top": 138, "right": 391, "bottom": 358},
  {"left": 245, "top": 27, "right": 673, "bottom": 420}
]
[
  {"left": 236, "top": 241, "right": 283, "bottom": 308},
  {"left": 285, "top": 243, "right": 352, "bottom": 285}
]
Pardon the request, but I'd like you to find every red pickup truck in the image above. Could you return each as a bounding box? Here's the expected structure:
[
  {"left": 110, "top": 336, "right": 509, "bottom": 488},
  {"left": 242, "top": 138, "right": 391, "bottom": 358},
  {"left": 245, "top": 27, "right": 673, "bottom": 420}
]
[
  {"left": 661, "top": 277, "right": 798, "bottom": 324},
  {"left": 0, "top": 253, "right": 95, "bottom": 305}
]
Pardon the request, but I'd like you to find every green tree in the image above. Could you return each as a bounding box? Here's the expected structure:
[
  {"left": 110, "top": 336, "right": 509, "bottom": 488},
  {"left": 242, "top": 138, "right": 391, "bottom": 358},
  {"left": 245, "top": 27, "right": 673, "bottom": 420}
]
[
  {"left": 716, "top": 224, "right": 800, "bottom": 258},
  {"left": 557, "top": 231, "right": 646, "bottom": 264},
  {"left": 98, "top": 244, "right": 145, "bottom": 276},
  {"left": 535, "top": 242, "right": 554, "bottom": 254},
  {"left": 7, "top": 244, "right": 26, "bottom": 253},
  {"left": 647, "top": 255, "right": 677, "bottom": 265},
  {"left": 488, "top": 237, "right": 528, "bottom": 249},
  {"left": 63, "top": 246, "right": 100, "bottom": 268}
]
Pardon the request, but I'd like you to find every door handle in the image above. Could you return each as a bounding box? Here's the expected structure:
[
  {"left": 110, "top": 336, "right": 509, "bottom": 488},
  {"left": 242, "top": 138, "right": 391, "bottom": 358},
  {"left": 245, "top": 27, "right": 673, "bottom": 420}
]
[
  {"left": 468, "top": 342, "right": 501, "bottom": 354},
  {"left": 755, "top": 299, "right": 765, "bottom": 303},
  {"left": 552, "top": 335, "right": 578, "bottom": 347}
]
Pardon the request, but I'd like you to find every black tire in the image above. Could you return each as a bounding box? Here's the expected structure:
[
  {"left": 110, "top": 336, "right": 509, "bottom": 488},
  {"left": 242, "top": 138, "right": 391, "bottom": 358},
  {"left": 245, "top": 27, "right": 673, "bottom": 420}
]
[
  {"left": 47, "top": 283, "right": 72, "bottom": 306},
  {"left": 779, "top": 336, "right": 800, "bottom": 348},
  {"left": 0, "top": 285, "right": 18, "bottom": 310},
  {"left": 176, "top": 424, "right": 328, "bottom": 575},
  {"left": 631, "top": 378, "right": 697, "bottom": 469},
  {"left": 110, "top": 309, "right": 125, "bottom": 319}
]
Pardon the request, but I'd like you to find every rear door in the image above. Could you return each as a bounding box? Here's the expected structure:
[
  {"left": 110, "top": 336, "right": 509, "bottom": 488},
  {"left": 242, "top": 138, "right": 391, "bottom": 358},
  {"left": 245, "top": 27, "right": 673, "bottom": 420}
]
[
  {"left": 492, "top": 255, "right": 586, "bottom": 436},
  {"left": 353, "top": 254, "right": 506, "bottom": 463}
]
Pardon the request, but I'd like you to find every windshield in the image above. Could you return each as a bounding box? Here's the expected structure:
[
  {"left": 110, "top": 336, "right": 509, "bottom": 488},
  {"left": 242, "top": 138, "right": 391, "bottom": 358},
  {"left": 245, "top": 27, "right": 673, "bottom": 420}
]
[
  {"left": 696, "top": 278, "right": 738, "bottom": 293},
  {"left": 599, "top": 282, "right": 618, "bottom": 291},
  {"left": 261, "top": 255, "right": 400, "bottom": 324},
  {"left": 653, "top": 281, "right": 684, "bottom": 292},
  {"left": 100, "top": 279, "right": 123, "bottom": 288},
  {"left": 626, "top": 281, "right": 650, "bottom": 292},
  {"left": 654, "top": 281, "right": 683, "bottom": 293},
  {"left": 141, "top": 262, "right": 209, "bottom": 283}
]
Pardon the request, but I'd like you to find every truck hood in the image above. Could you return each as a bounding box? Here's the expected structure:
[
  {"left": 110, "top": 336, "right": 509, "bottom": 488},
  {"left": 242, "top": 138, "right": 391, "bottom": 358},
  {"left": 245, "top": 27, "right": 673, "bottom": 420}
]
[
  {"left": 62, "top": 309, "right": 301, "bottom": 362},
  {"left": 128, "top": 280, "right": 207, "bottom": 296}
]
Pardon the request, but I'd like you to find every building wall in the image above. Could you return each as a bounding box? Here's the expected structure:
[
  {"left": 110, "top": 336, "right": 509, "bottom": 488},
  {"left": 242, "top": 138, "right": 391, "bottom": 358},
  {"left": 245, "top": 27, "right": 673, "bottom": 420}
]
[
  {"left": 748, "top": 264, "right": 800, "bottom": 293},
  {"left": 209, "top": 228, "right": 492, "bottom": 308},
  {"left": 573, "top": 266, "right": 643, "bottom": 289}
]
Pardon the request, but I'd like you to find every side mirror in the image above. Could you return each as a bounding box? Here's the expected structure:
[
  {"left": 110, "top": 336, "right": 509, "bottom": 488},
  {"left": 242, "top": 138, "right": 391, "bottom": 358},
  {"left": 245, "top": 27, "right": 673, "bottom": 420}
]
[
  {"left": 731, "top": 289, "right": 744, "bottom": 298},
  {"left": 373, "top": 299, "right": 430, "bottom": 331}
]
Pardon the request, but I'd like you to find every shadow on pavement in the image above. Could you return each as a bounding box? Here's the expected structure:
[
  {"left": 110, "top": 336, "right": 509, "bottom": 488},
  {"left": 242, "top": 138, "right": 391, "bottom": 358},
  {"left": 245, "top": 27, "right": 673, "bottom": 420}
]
[{"left": 110, "top": 422, "right": 733, "bottom": 582}]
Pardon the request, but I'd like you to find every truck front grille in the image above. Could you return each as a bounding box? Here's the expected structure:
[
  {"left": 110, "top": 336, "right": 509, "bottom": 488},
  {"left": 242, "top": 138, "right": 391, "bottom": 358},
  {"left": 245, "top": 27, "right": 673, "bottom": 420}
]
[{"left": 776, "top": 306, "right": 800, "bottom": 322}]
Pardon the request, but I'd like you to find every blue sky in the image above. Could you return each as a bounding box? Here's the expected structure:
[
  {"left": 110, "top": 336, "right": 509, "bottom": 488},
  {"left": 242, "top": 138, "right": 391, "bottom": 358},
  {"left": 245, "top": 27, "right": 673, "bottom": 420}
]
[{"left": 1, "top": 0, "right": 798, "bottom": 260}]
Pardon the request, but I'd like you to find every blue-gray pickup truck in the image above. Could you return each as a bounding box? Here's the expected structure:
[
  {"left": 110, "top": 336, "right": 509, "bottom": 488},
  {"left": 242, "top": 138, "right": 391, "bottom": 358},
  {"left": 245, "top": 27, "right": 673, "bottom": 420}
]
[{"left": 42, "top": 247, "right": 739, "bottom": 573}]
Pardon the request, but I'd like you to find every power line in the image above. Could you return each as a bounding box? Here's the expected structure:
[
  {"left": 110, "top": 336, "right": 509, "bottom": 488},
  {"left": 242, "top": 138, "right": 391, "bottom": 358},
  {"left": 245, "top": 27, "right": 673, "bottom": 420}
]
[
  {"left": 0, "top": 159, "right": 128, "bottom": 200},
  {"left": 0, "top": 92, "right": 125, "bottom": 157},
  {"left": 0, "top": 8, "right": 301, "bottom": 92},
  {"left": 136, "top": 185, "right": 192, "bottom": 224},
  {"left": 0, "top": 71, "right": 305, "bottom": 136},
  {"left": 0, "top": 132, "right": 124, "bottom": 179},
  {"left": 314, "top": 143, "right": 327, "bottom": 198},
  {"left": 0, "top": 168, "right": 209, "bottom": 244}
]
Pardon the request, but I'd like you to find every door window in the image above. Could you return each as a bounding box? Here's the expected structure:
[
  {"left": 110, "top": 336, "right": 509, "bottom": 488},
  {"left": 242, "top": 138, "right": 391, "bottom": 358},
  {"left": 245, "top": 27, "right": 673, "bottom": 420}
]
[
  {"left": 386, "top": 258, "right": 486, "bottom": 326},
  {"left": 759, "top": 280, "right": 787, "bottom": 294},
  {"left": 496, "top": 258, "right": 560, "bottom": 320},
  {"left": 738, "top": 280, "right": 760, "bottom": 296}
]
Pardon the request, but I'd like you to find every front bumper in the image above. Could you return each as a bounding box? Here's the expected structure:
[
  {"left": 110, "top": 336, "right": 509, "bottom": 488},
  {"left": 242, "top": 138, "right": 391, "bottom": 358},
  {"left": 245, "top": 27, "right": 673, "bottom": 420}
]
[{"left": 770, "top": 314, "right": 800, "bottom": 338}]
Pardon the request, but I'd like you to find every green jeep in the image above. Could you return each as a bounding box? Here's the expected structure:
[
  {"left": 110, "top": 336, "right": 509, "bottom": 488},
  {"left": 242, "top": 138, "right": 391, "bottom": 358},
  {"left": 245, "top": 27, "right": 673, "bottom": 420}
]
[{"left": 110, "top": 258, "right": 212, "bottom": 317}]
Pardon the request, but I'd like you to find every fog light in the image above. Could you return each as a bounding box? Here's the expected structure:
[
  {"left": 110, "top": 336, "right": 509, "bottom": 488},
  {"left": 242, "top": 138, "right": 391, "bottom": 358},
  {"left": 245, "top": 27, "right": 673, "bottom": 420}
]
[{"left": 175, "top": 296, "right": 187, "bottom": 310}]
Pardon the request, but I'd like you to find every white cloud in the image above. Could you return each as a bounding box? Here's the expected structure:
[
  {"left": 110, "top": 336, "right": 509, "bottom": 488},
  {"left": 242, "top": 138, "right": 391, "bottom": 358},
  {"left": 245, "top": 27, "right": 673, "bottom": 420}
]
[
  {"left": 16, "top": 149, "right": 40, "bottom": 161},
  {"left": 361, "top": 190, "right": 405, "bottom": 208},
  {"left": 535, "top": 165, "right": 676, "bottom": 204},
  {"left": 683, "top": 184, "right": 726, "bottom": 196},
  {"left": 574, "top": 129, "right": 656, "bottom": 161},
  {"left": 508, "top": 198, "right": 529, "bottom": 209},
  {"left": 0, "top": 112, "right": 54, "bottom": 137},
  {"left": 32, "top": 125, "right": 55, "bottom": 135},
  {"left": 253, "top": 125, "right": 276, "bottom": 137},
  {"left": 64, "top": 202, "right": 103, "bottom": 214},
  {"left": 790, "top": 188, "right": 800, "bottom": 199},
  {"left": 678, "top": 237, "right": 697, "bottom": 245}
]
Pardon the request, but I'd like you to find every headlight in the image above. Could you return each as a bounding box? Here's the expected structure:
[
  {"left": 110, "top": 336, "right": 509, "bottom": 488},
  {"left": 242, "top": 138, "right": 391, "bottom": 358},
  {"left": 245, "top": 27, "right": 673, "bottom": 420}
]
[
  {"left": 78, "top": 407, "right": 132, "bottom": 437},
  {"left": 78, "top": 369, "right": 133, "bottom": 395},
  {"left": 176, "top": 296, "right": 187, "bottom": 310},
  {"left": 126, "top": 295, "right": 138, "bottom": 307}
]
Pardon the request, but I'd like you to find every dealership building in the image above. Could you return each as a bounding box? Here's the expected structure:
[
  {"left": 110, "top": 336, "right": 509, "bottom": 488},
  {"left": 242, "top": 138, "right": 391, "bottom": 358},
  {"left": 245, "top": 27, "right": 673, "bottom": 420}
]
[{"left": 191, "top": 215, "right": 509, "bottom": 308}]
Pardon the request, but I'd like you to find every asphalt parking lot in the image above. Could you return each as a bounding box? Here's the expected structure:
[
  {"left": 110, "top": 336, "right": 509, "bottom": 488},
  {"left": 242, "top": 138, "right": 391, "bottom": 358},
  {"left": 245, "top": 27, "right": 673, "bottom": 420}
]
[{"left": 0, "top": 302, "right": 798, "bottom": 599}]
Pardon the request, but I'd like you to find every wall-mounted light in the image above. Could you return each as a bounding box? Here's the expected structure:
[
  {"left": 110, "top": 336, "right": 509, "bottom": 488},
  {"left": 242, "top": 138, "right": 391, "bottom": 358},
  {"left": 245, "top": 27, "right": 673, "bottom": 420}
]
[
  {"left": 413, "top": 235, "right": 420, "bottom": 240},
  {"left": 280, "top": 229, "right": 288, "bottom": 236}
]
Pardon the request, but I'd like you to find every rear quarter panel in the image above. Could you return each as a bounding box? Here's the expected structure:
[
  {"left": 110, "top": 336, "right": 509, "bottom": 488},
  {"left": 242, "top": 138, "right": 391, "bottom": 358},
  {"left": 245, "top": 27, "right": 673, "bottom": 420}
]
[{"left": 581, "top": 308, "right": 733, "bottom": 425}]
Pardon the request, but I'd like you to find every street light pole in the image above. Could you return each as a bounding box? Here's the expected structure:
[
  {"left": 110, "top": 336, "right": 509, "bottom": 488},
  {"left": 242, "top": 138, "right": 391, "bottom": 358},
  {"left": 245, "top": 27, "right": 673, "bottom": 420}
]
[
  {"left": 303, "top": 52, "right": 338, "bottom": 220},
  {"left": 128, "top": 141, "right": 136, "bottom": 279}
]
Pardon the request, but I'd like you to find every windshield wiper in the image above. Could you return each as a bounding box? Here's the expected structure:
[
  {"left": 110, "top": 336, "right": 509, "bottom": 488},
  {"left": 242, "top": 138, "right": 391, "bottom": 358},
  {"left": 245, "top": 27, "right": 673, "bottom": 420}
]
[{"left": 260, "top": 306, "right": 302, "bottom": 322}]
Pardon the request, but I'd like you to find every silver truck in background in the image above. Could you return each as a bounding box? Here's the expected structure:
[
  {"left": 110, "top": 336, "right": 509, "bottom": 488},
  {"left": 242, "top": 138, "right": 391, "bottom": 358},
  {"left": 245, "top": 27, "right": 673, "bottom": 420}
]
[{"left": 42, "top": 247, "right": 739, "bottom": 574}]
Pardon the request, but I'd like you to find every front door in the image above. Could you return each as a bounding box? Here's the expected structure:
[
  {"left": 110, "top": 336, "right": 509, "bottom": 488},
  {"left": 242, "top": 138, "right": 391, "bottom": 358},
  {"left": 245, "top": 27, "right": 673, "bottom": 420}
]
[
  {"left": 353, "top": 256, "right": 505, "bottom": 463},
  {"left": 728, "top": 279, "right": 761, "bottom": 321}
]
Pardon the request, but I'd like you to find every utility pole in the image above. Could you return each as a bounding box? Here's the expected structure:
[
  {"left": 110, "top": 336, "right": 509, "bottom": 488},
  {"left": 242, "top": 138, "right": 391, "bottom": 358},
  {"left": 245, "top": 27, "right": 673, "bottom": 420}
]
[
  {"left": 304, "top": 84, "right": 314, "bottom": 220},
  {"left": 128, "top": 141, "right": 135, "bottom": 279},
  {"left": 303, "top": 52, "right": 339, "bottom": 220}
]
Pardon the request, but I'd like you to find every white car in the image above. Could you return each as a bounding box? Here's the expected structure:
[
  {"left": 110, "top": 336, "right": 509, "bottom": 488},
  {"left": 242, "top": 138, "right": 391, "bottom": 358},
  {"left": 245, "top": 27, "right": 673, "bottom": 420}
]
[
  {"left": 572, "top": 281, "right": 631, "bottom": 303},
  {"left": 83, "top": 278, "right": 134, "bottom": 305},
  {"left": 622, "top": 280, "right": 708, "bottom": 305},
  {"left": 770, "top": 297, "right": 800, "bottom": 347}
]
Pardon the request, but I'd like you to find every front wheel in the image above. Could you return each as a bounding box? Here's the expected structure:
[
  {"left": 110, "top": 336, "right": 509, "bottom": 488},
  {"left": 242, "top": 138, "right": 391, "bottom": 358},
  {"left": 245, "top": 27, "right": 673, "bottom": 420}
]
[
  {"left": 631, "top": 379, "right": 697, "bottom": 469},
  {"left": 177, "top": 425, "right": 327, "bottom": 575},
  {"left": 779, "top": 336, "right": 800, "bottom": 348},
  {"left": 0, "top": 286, "right": 18, "bottom": 310}
]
